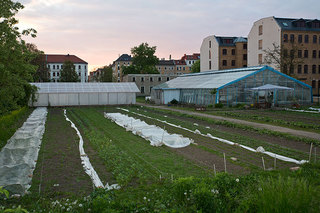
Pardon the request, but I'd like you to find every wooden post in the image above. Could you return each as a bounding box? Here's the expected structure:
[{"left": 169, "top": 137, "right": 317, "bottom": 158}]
[
  {"left": 223, "top": 153, "right": 227, "bottom": 173},
  {"left": 262, "top": 157, "right": 265, "bottom": 171},
  {"left": 309, "top": 143, "right": 313, "bottom": 162}
]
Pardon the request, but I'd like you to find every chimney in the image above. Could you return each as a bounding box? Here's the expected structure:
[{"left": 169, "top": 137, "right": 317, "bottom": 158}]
[{"left": 169, "top": 54, "right": 171, "bottom": 60}]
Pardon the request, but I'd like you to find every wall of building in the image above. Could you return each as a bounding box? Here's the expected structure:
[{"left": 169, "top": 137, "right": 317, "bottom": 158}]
[
  {"left": 200, "top": 35, "right": 219, "bottom": 72},
  {"left": 123, "top": 74, "right": 176, "bottom": 96},
  {"left": 248, "top": 16, "right": 281, "bottom": 68},
  {"left": 48, "top": 63, "right": 88, "bottom": 82}
]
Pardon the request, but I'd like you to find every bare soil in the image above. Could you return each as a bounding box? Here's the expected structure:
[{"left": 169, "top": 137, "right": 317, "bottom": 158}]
[{"left": 31, "top": 108, "right": 113, "bottom": 198}]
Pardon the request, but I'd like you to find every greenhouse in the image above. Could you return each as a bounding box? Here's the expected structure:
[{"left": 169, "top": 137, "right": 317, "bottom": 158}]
[
  {"left": 151, "top": 66, "right": 312, "bottom": 106},
  {"left": 30, "top": 82, "right": 139, "bottom": 106}
]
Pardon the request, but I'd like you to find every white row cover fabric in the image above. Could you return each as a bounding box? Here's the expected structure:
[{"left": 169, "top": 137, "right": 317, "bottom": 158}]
[
  {"left": 285, "top": 107, "right": 320, "bottom": 113},
  {"left": 104, "top": 112, "right": 193, "bottom": 148},
  {"left": 246, "top": 84, "right": 294, "bottom": 91},
  {"left": 0, "top": 108, "right": 48, "bottom": 195},
  {"left": 63, "top": 109, "right": 119, "bottom": 190},
  {"left": 118, "top": 108, "right": 307, "bottom": 165}
]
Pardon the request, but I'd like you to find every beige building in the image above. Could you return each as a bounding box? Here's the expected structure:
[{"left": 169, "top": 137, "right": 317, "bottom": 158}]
[
  {"left": 200, "top": 36, "right": 247, "bottom": 72},
  {"left": 123, "top": 74, "right": 176, "bottom": 96},
  {"left": 155, "top": 60, "right": 175, "bottom": 75},
  {"left": 248, "top": 16, "right": 320, "bottom": 96},
  {"left": 112, "top": 54, "right": 132, "bottom": 82}
]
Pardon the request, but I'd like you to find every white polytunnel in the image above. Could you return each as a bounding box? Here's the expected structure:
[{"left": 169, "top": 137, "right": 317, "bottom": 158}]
[{"left": 29, "top": 82, "right": 140, "bottom": 107}]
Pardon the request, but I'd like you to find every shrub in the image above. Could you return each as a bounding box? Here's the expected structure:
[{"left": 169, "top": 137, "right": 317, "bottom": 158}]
[
  {"left": 170, "top": 99, "right": 179, "bottom": 105},
  {"left": 214, "top": 103, "right": 224, "bottom": 108}
]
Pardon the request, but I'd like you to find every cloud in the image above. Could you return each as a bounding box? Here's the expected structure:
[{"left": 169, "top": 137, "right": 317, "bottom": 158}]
[{"left": 16, "top": 0, "right": 320, "bottom": 71}]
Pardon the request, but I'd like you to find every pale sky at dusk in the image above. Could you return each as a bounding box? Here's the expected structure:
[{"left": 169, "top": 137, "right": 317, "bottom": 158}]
[{"left": 17, "top": 0, "right": 320, "bottom": 72}]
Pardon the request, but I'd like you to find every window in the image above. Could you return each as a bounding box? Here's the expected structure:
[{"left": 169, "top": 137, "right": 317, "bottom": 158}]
[
  {"left": 304, "top": 65, "right": 308, "bottom": 74},
  {"left": 259, "top": 25, "right": 263, "bottom": 35},
  {"left": 132, "top": 77, "right": 135, "bottom": 82},
  {"left": 167, "top": 77, "right": 170, "bottom": 81},
  {"left": 298, "top": 35, "right": 302, "bottom": 43},
  {"left": 209, "top": 61, "right": 211, "bottom": 70},
  {"left": 53, "top": 65, "right": 55, "bottom": 69},
  {"left": 222, "top": 60, "right": 227, "bottom": 66},
  {"left": 209, "top": 50, "right": 211, "bottom": 59},
  {"left": 209, "top": 40, "right": 211, "bottom": 48},
  {"left": 283, "top": 34, "right": 288, "bottom": 42},
  {"left": 183, "top": 67, "right": 185, "bottom": 71},
  {"left": 158, "top": 77, "right": 161, "bottom": 81},
  {"left": 312, "top": 80, "right": 316, "bottom": 88},
  {"left": 305, "top": 35, "right": 309, "bottom": 43},
  {"left": 290, "top": 34, "right": 294, "bottom": 43},
  {"left": 243, "top": 54, "right": 247, "bottom": 60},
  {"left": 53, "top": 72, "right": 55, "bottom": 76},
  {"left": 243, "top": 43, "right": 247, "bottom": 49},
  {"left": 313, "top": 50, "right": 317, "bottom": 58},
  {"left": 222, "top": 49, "right": 227, "bottom": 55},
  {"left": 79, "top": 72, "right": 81, "bottom": 76},
  {"left": 312, "top": 65, "right": 316, "bottom": 73},
  {"left": 258, "top": 54, "right": 263, "bottom": 64},
  {"left": 304, "top": 50, "right": 308, "bottom": 58},
  {"left": 141, "top": 86, "right": 144, "bottom": 94},
  {"left": 283, "top": 49, "right": 288, "bottom": 57},
  {"left": 298, "top": 50, "right": 302, "bottom": 58},
  {"left": 289, "top": 65, "right": 294, "bottom": 74},
  {"left": 313, "top": 35, "right": 317, "bottom": 43},
  {"left": 298, "top": 65, "right": 302, "bottom": 74},
  {"left": 141, "top": 77, "right": 144, "bottom": 82},
  {"left": 57, "top": 72, "right": 60, "bottom": 76},
  {"left": 56, "top": 65, "right": 59, "bottom": 69},
  {"left": 61, "top": 65, "right": 63, "bottom": 69},
  {"left": 150, "top": 77, "right": 153, "bottom": 82},
  {"left": 78, "top": 65, "right": 81, "bottom": 69},
  {"left": 258, "top": 39, "right": 263, "bottom": 50},
  {"left": 47, "top": 64, "right": 50, "bottom": 69},
  {"left": 231, "top": 60, "right": 235, "bottom": 66},
  {"left": 150, "top": 87, "right": 153, "bottom": 92},
  {"left": 232, "top": 49, "right": 235, "bottom": 55}
]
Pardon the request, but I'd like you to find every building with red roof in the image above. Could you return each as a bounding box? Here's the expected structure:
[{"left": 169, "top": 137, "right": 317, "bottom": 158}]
[{"left": 45, "top": 54, "right": 88, "bottom": 82}]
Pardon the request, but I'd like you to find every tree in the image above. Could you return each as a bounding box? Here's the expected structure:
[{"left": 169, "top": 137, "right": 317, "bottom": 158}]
[
  {"left": 263, "top": 43, "right": 303, "bottom": 76},
  {"left": 123, "top": 43, "right": 159, "bottom": 75},
  {"left": 0, "top": 0, "right": 38, "bottom": 115},
  {"left": 27, "top": 43, "right": 49, "bottom": 82},
  {"left": 191, "top": 60, "right": 200, "bottom": 73},
  {"left": 60, "top": 61, "right": 79, "bottom": 82},
  {"left": 95, "top": 66, "right": 113, "bottom": 82}
]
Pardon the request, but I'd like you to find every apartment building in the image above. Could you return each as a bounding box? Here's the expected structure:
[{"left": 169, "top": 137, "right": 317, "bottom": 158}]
[
  {"left": 112, "top": 54, "right": 132, "bottom": 82},
  {"left": 200, "top": 36, "right": 247, "bottom": 72},
  {"left": 181, "top": 53, "right": 200, "bottom": 67},
  {"left": 122, "top": 74, "right": 176, "bottom": 96},
  {"left": 46, "top": 54, "right": 88, "bottom": 82},
  {"left": 248, "top": 16, "right": 320, "bottom": 95},
  {"left": 155, "top": 60, "right": 175, "bottom": 75}
]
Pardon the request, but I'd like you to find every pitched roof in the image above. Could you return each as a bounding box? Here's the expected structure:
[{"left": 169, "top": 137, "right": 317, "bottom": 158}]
[
  {"left": 157, "top": 60, "right": 174, "bottom": 66},
  {"left": 115, "top": 54, "right": 132, "bottom": 62},
  {"left": 274, "top": 17, "right": 320, "bottom": 32},
  {"left": 174, "top": 60, "right": 186, "bottom": 65},
  {"left": 46, "top": 54, "right": 87, "bottom": 64},
  {"left": 215, "top": 36, "right": 247, "bottom": 46},
  {"left": 181, "top": 53, "right": 200, "bottom": 61}
]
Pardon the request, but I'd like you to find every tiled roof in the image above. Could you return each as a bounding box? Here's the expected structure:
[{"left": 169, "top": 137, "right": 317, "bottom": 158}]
[
  {"left": 274, "top": 17, "right": 320, "bottom": 32},
  {"left": 174, "top": 60, "right": 186, "bottom": 65},
  {"left": 181, "top": 53, "right": 200, "bottom": 61},
  {"left": 115, "top": 54, "right": 132, "bottom": 62},
  {"left": 215, "top": 36, "right": 247, "bottom": 46},
  {"left": 158, "top": 60, "right": 174, "bottom": 66},
  {"left": 46, "top": 54, "right": 87, "bottom": 64}
]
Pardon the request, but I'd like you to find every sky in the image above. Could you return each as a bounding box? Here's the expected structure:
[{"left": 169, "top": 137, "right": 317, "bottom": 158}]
[{"left": 16, "top": 0, "right": 320, "bottom": 72}]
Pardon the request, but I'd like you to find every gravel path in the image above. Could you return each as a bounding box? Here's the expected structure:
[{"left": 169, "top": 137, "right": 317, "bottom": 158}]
[{"left": 138, "top": 103, "right": 320, "bottom": 140}]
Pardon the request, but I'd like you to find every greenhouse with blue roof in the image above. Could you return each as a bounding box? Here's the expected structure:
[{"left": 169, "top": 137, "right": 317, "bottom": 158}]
[{"left": 151, "top": 66, "right": 312, "bottom": 106}]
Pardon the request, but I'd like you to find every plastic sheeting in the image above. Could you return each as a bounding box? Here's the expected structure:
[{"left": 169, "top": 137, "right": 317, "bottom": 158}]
[
  {"left": 63, "top": 110, "right": 119, "bottom": 190},
  {"left": 0, "top": 107, "right": 48, "bottom": 195},
  {"left": 104, "top": 112, "right": 193, "bottom": 148},
  {"left": 118, "top": 108, "right": 307, "bottom": 165},
  {"left": 285, "top": 107, "right": 320, "bottom": 113}
]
